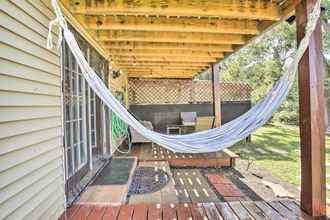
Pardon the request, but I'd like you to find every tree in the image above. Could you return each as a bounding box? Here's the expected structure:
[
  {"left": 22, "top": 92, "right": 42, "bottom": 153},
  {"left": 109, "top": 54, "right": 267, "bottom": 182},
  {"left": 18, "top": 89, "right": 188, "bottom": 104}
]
[
  {"left": 195, "top": 2, "right": 329, "bottom": 125},
  {"left": 218, "top": 2, "right": 330, "bottom": 125},
  {"left": 219, "top": 22, "right": 299, "bottom": 124},
  {"left": 322, "top": 0, "right": 330, "bottom": 58}
]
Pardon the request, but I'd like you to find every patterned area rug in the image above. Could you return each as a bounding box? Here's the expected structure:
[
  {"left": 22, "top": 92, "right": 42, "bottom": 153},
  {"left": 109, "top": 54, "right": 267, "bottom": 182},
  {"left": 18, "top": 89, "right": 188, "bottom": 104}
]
[{"left": 128, "top": 166, "right": 169, "bottom": 195}]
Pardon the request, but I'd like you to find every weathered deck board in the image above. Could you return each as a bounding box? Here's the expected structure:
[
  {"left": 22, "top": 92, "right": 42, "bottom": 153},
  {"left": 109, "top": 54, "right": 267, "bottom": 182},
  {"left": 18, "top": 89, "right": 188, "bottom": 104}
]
[
  {"left": 162, "top": 204, "right": 177, "bottom": 220},
  {"left": 132, "top": 204, "right": 148, "bottom": 220},
  {"left": 254, "top": 201, "right": 283, "bottom": 220},
  {"left": 228, "top": 201, "right": 253, "bottom": 220},
  {"left": 203, "top": 203, "right": 222, "bottom": 220},
  {"left": 117, "top": 205, "right": 134, "bottom": 220},
  {"left": 148, "top": 204, "right": 162, "bottom": 220},
  {"left": 176, "top": 203, "right": 193, "bottom": 220},
  {"left": 71, "top": 205, "right": 93, "bottom": 220},
  {"left": 241, "top": 201, "right": 268, "bottom": 220},
  {"left": 59, "top": 205, "right": 81, "bottom": 220},
  {"left": 189, "top": 203, "right": 207, "bottom": 220},
  {"left": 279, "top": 200, "right": 312, "bottom": 220},
  {"left": 59, "top": 200, "right": 315, "bottom": 220},
  {"left": 267, "top": 201, "right": 297, "bottom": 219},
  {"left": 102, "top": 206, "right": 120, "bottom": 219},
  {"left": 130, "top": 144, "right": 236, "bottom": 167},
  {"left": 86, "top": 206, "right": 106, "bottom": 220},
  {"left": 215, "top": 202, "right": 238, "bottom": 220}
]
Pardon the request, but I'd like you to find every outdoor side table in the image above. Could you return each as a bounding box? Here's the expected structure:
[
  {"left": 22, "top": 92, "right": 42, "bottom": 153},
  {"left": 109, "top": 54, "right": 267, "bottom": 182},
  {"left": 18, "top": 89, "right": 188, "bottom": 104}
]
[{"left": 166, "top": 125, "right": 181, "bottom": 135}]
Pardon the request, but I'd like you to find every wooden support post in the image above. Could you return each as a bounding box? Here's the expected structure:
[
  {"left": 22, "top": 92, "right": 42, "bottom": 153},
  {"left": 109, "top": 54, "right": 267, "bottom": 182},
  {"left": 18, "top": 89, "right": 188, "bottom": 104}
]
[
  {"left": 296, "top": 0, "right": 326, "bottom": 218},
  {"left": 211, "top": 63, "right": 221, "bottom": 127}
]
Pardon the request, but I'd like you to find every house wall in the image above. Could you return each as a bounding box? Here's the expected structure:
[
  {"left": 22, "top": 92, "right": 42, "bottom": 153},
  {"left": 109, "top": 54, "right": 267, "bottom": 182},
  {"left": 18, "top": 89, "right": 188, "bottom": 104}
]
[
  {"left": 0, "top": 1, "right": 65, "bottom": 219},
  {"left": 109, "top": 70, "right": 129, "bottom": 107}
]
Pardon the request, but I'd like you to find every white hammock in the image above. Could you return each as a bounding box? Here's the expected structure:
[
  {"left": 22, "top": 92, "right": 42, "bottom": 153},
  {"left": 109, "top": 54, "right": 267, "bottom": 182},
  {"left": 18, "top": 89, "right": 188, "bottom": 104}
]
[{"left": 47, "top": 0, "right": 321, "bottom": 153}]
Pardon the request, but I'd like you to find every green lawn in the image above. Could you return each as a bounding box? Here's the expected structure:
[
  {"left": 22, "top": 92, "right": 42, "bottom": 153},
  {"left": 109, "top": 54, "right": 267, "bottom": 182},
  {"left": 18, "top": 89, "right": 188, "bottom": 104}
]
[{"left": 231, "top": 123, "right": 330, "bottom": 199}]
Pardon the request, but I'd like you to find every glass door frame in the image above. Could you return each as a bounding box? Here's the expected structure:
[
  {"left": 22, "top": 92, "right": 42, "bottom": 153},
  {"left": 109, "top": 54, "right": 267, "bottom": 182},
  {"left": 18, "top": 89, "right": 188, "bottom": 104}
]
[{"left": 62, "top": 41, "right": 89, "bottom": 188}]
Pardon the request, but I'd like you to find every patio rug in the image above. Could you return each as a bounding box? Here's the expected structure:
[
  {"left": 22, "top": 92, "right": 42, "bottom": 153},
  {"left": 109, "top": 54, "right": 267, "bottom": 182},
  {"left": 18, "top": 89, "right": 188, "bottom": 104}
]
[
  {"left": 92, "top": 158, "right": 135, "bottom": 185},
  {"left": 128, "top": 166, "right": 169, "bottom": 195}
]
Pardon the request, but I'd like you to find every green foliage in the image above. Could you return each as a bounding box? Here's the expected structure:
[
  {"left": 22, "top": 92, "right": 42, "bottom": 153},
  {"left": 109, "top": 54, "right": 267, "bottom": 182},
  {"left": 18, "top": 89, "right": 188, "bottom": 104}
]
[
  {"left": 195, "top": 2, "right": 330, "bottom": 125},
  {"left": 221, "top": 22, "right": 299, "bottom": 124},
  {"left": 322, "top": 0, "right": 330, "bottom": 57},
  {"left": 220, "top": 2, "right": 330, "bottom": 125}
]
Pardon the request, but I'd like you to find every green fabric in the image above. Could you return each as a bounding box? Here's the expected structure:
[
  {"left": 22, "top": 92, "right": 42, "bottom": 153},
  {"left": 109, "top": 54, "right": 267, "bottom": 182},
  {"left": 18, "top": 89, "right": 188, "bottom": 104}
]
[{"left": 111, "top": 95, "right": 131, "bottom": 153}]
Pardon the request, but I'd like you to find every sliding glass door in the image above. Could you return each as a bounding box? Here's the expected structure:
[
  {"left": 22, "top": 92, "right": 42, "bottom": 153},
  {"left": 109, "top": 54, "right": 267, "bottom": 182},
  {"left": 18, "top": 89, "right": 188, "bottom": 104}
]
[
  {"left": 88, "top": 80, "right": 97, "bottom": 150},
  {"left": 62, "top": 29, "right": 111, "bottom": 200},
  {"left": 62, "top": 40, "right": 89, "bottom": 189}
]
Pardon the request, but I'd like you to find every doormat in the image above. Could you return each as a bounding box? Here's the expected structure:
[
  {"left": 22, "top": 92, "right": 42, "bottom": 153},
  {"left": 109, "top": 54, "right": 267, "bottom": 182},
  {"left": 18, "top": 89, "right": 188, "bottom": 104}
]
[
  {"left": 128, "top": 166, "right": 169, "bottom": 195},
  {"left": 92, "top": 158, "right": 135, "bottom": 185}
]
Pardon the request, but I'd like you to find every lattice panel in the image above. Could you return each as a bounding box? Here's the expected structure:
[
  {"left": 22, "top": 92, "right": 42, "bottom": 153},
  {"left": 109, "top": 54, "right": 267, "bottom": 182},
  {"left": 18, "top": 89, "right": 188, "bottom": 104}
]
[
  {"left": 220, "top": 82, "right": 252, "bottom": 101},
  {"left": 129, "top": 78, "right": 251, "bottom": 105},
  {"left": 192, "top": 80, "right": 213, "bottom": 103}
]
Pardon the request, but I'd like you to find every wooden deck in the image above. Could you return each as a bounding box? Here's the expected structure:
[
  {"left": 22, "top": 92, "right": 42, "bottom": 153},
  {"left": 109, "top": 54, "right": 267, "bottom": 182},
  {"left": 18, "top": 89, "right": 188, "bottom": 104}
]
[
  {"left": 59, "top": 200, "right": 313, "bottom": 220},
  {"left": 125, "top": 144, "right": 238, "bottom": 168}
]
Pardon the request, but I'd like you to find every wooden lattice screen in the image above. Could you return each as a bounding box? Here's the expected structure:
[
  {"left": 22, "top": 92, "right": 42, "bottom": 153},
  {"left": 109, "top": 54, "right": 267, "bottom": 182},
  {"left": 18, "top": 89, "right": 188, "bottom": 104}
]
[{"left": 128, "top": 78, "right": 252, "bottom": 105}]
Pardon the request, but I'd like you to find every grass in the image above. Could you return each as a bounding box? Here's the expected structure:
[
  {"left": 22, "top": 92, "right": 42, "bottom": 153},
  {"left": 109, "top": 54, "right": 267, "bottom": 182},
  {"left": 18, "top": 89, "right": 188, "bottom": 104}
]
[{"left": 231, "top": 123, "right": 330, "bottom": 200}]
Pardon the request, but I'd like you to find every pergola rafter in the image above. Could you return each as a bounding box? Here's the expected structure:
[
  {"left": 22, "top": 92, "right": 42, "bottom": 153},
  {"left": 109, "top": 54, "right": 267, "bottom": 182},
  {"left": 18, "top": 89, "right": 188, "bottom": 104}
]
[
  {"left": 116, "top": 61, "right": 209, "bottom": 67},
  {"left": 92, "top": 30, "right": 247, "bottom": 45},
  {"left": 123, "top": 65, "right": 205, "bottom": 71},
  {"left": 124, "top": 69, "right": 201, "bottom": 74},
  {"left": 119, "top": 65, "right": 204, "bottom": 69},
  {"left": 61, "top": 0, "right": 300, "bottom": 78},
  {"left": 128, "top": 74, "right": 194, "bottom": 79},
  {"left": 67, "top": 0, "right": 281, "bottom": 20},
  {"left": 102, "top": 42, "right": 234, "bottom": 52},
  {"left": 111, "top": 56, "right": 217, "bottom": 63},
  {"left": 108, "top": 49, "right": 224, "bottom": 58},
  {"left": 121, "top": 67, "right": 204, "bottom": 72},
  {"left": 127, "top": 70, "right": 198, "bottom": 78},
  {"left": 84, "top": 16, "right": 260, "bottom": 35}
]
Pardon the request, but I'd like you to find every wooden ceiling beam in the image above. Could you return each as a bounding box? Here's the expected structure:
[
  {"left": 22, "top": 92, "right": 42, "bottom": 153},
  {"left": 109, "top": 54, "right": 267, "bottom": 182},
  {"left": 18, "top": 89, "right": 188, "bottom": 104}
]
[
  {"left": 128, "top": 74, "right": 194, "bottom": 79},
  {"left": 109, "top": 50, "right": 223, "bottom": 58},
  {"left": 127, "top": 71, "right": 196, "bottom": 77},
  {"left": 127, "top": 70, "right": 196, "bottom": 74},
  {"left": 281, "top": 0, "right": 301, "bottom": 20},
  {"left": 61, "top": 0, "right": 296, "bottom": 79},
  {"left": 117, "top": 61, "right": 208, "bottom": 67},
  {"left": 111, "top": 56, "right": 217, "bottom": 63},
  {"left": 57, "top": 0, "right": 109, "bottom": 59},
  {"left": 85, "top": 16, "right": 259, "bottom": 35},
  {"left": 70, "top": 0, "right": 280, "bottom": 20},
  {"left": 92, "top": 31, "right": 247, "bottom": 45},
  {"left": 126, "top": 69, "right": 197, "bottom": 72},
  {"left": 102, "top": 42, "right": 234, "bottom": 52},
  {"left": 127, "top": 71, "right": 197, "bottom": 77},
  {"left": 125, "top": 72, "right": 201, "bottom": 78},
  {"left": 120, "top": 66, "right": 204, "bottom": 71}
]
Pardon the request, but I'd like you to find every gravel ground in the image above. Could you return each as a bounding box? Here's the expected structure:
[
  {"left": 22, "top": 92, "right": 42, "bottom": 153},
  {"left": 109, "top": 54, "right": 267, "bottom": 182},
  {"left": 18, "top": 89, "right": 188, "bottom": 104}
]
[
  {"left": 233, "top": 159, "right": 300, "bottom": 201},
  {"left": 199, "top": 159, "right": 300, "bottom": 202}
]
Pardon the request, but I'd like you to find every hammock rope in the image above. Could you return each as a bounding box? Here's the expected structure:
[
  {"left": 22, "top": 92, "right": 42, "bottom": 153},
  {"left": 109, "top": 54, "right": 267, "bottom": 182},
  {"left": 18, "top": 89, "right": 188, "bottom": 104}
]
[{"left": 47, "top": 0, "right": 321, "bottom": 153}]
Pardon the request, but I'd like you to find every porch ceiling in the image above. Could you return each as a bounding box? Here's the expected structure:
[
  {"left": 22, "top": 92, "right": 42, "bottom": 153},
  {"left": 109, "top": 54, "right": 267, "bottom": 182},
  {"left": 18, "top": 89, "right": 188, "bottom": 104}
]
[{"left": 61, "top": 0, "right": 299, "bottom": 78}]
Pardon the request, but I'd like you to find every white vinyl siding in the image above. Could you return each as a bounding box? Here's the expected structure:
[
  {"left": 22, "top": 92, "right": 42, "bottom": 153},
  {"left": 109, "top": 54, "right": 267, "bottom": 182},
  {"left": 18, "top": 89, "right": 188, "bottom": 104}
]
[{"left": 0, "top": 1, "right": 65, "bottom": 220}]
